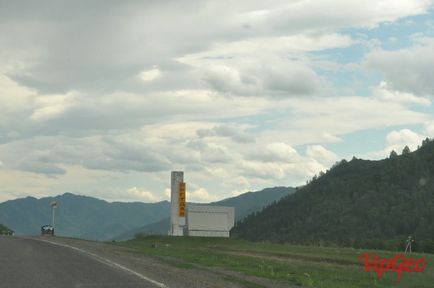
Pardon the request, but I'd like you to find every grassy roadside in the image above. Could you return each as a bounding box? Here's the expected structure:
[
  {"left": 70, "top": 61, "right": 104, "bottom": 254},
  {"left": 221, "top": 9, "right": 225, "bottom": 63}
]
[{"left": 114, "top": 235, "right": 434, "bottom": 288}]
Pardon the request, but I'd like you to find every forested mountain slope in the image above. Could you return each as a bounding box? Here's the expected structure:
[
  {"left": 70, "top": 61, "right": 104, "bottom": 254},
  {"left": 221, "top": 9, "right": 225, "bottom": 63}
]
[{"left": 233, "top": 139, "right": 434, "bottom": 252}]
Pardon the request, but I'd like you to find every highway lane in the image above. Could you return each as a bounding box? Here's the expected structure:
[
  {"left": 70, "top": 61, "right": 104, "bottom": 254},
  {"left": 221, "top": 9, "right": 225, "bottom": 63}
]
[{"left": 0, "top": 236, "right": 163, "bottom": 288}]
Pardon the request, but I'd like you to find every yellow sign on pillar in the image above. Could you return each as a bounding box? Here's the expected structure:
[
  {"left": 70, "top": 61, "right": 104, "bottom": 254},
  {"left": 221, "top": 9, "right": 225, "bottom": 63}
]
[{"left": 179, "top": 182, "right": 186, "bottom": 217}]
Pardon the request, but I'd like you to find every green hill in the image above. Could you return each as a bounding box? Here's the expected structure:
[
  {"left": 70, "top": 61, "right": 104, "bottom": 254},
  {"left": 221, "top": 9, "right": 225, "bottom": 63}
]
[
  {"left": 233, "top": 139, "right": 434, "bottom": 253},
  {"left": 115, "top": 186, "right": 295, "bottom": 240},
  {"left": 0, "top": 193, "right": 170, "bottom": 240}
]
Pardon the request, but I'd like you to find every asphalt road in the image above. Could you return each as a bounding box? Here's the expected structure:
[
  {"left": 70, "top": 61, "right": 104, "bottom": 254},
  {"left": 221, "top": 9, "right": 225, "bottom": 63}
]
[{"left": 0, "top": 236, "right": 163, "bottom": 288}]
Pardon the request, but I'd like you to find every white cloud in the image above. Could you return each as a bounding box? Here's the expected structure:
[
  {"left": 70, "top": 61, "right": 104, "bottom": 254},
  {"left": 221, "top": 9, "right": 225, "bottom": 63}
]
[
  {"left": 321, "top": 132, "right": 342, "bottom": 143},
  {"left": 197, "top": 124, "right": 255, "bottom": 143},
  {"left": 258, "top": 96, "right": 429, "bottom": 147},
  {"left": 19, "top": 162, "right": 66, "bottom": 176},
  {"left": 0, "top": 134, "right": 171, "bottom": 175},
  {"left": 31, "top": 92, "right": 79, "bottom": 121},
  {"left": 0, "top": 84, "right": 430, "bottom": 201},
  {"left": 260, "top": 60, "right": 323, "bottom": 96},
  {"left": 256, "top": 142, "right": 300, "bottom": 163},
  {"left": 366, "top": 129, "right": 425, "bottom": 159},
  {"left": 240, "top": 158, "right": 325, "bottom": 183},
  {"left": 81, "top": 135, "right": 172, "bottom": 173},
  {"left": 199, "top": 58, "right": 324, "bottom": 97},
  {"left": 0, "top": 73, "right": 34, "bottom": 112},
  {"left": 0, "top": 76, "right": 272, "bottom": 140},
  {"left": 186, "top": 140, "right": 234, "bottom": 164},
  {"left": 239, "top": 142, "right": 330, "bottom": 183},
  {"left": 424, "top": 121, "right": 434, "bottom": 137},
  {"left": 95, "top": 89, "right": 270, "bottom": 122},
  {"left": 0, "top": 165, "right": 123, "bottom": 202},
  {"left": 225, "top": 176, "right": 251, "bottom": 190},
  {"left": 2, "top": 0, "right": 429, "bottom": 94},
  {"left": 373, "top": 81, "right": 431, "bottom": 106},
  {"left": 0, "top": 170, "right": 53, "bottom": 202},
  {"left": 0, "top": 74, "right": 35, "bottom": 128},
  {"left": 366, "top": 38, "right": 434, "bottom": 95},
  {"left": 139, "top": 67, "right": 162, "bottom": 82},
  {"left": 127, "top": 187, "right": 158, "bottom": 202},
  {"left": 202, "top": 65, "right": 243, "bottom": 93},
  {"left": 179, "top": 33, "right": 353, "bottom": 64},
  {"left": 306, "top": 145, "right": 339, "bottom": 166},
  {"left": 188, "top": 187, "right": 218, "bottom": 203},
  {"left": 240, "top": 161, "right": 288, "bottom": 180},
  {"left": 386, "top": 129, "right": 424, "bottom": 152},
  {"left": 259, "top": 0, "right": 432, "bottom": 28},
  {"left": 1, "top": 0, "right": 434, "bottom": 202},
  {"left": 164, "top": 188, "right": 171, "bottom": 200}
]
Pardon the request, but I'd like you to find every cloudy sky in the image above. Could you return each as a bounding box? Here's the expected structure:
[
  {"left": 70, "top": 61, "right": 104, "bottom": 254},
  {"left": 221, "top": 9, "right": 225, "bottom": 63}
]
[{"left": 1, "top": 0, "right": 434, "bottom": 203}]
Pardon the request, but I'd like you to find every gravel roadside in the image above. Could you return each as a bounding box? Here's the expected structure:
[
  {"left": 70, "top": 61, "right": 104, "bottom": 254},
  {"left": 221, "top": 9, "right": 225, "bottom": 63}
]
[{"left": 33, "top": 236, "right": 244, "bottom": 288}]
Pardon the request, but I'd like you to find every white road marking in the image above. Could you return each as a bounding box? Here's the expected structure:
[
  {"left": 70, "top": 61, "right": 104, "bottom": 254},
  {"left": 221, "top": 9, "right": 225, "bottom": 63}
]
[{"left": 37, "top": 238, "right": 168, "bottom": 288}]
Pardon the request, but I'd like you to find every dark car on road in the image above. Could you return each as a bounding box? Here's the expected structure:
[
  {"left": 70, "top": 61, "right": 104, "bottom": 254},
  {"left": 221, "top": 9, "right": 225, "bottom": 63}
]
[{"left": 41, "top": 225, "right": 54, "bottom": 236}]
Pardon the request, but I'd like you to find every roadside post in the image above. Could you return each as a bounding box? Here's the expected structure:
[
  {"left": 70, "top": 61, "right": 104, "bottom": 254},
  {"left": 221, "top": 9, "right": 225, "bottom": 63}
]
[{"left": 50, "top": 201, "right": 58, "bottom": 235}]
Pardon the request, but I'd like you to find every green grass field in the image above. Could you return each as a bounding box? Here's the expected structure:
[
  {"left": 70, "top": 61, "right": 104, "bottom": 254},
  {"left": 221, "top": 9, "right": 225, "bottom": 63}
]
[{"left": 114, "top": 235, "right": 434, "bottom": 288}]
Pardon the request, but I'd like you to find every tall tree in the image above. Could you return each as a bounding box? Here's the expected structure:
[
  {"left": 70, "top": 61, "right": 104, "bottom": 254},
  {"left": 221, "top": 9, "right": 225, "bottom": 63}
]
[{"left": 389, "top": 150, "right": 398, "bottom": 158}]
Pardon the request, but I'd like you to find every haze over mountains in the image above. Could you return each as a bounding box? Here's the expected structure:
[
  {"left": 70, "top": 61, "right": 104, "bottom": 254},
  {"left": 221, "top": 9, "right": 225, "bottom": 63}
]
[
  {"left": 0, "top": 187, "right": 294, "bottom": 240},
  {"left": 233, "top": 139, "right": 434, "bottom": 252}
]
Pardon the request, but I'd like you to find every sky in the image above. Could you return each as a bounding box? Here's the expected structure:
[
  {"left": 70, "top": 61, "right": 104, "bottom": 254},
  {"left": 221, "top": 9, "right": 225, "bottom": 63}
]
[{"left": 1, "top": 0, "right": 434, "bottom": 203}]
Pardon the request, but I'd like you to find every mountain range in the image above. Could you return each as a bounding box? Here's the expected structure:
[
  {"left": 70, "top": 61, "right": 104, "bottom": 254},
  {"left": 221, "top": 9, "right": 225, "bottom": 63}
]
[
  {"left": 0, "top": 193, "right": 169, "bottom": 240},
  {"left": 0, "top": 187, "right": 294, "bottom": 241}
]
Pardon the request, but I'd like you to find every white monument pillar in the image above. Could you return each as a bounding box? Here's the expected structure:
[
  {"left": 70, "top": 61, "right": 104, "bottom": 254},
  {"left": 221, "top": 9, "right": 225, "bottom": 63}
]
[{"left": 169, "top": 171, "right": 186, "bottom": 236}]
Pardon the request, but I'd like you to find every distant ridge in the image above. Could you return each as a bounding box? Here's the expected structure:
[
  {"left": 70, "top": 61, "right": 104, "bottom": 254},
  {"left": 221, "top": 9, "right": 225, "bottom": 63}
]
[{"left": 0, "top": 193, "right": 170, "bottom": 240}]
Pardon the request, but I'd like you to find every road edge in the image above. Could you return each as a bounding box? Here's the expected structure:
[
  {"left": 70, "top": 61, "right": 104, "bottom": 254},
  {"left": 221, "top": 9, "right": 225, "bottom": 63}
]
[{"left": 35, "top": 237, "right": 168, "bottom": 288}]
